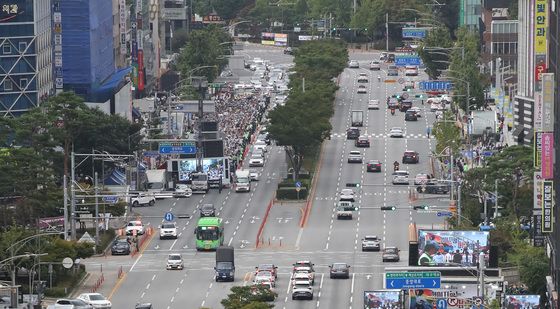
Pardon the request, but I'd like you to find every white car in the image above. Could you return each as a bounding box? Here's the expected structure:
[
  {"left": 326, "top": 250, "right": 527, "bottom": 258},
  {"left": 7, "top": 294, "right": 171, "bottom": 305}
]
[
  {"left": 389, "top": 127, "right": 404, "bottom": 138},
  {"left": 254, "top": 140, "right": 267, "bottom": 152},
  {"left": 249, "top": 153, "right": 264, "bottom": 167},
  {"left": 249, "top": 169, "right": 259, "bottom": 181},
  {"left": 361, "top": 236, "right": 381, "bottom": 251},
  {"left": 404, "top": 65, "right": 418, "bottom": 76},
  {"left": 125, "top": 220, "right": 145, "bottom": 236},
  {"left": 49, "top": 299, "right": 93, "bottom": 309},
  {"left": 348, "top": 60, "right": 359, "bottom": 68},
  {"left": 173, "top": 184, "right": 192, "bottom": 198},
  {"left": 77, "top": 293, "right": 111, "bottom": 309},
  {"left": 293, "top": 266, "right": 315, "bottom": 285},
  {"left": 368, "top": 100, "right": 380, "bottom": 110},
  {"left": 414, "top": 173, "right": 429, "bottom": 185},
  {"left": 130, "top": 193, "right": 155, "bottom": 207},
  {"left": 159, "top": 222, "right": 178, "bottom": 239},
  {"left": 254, "top": 270, "right": 276, "bottom": 287},
  {"left": 409, "top": 106, "right": 422, "bottom": 117},
  {"left": 392, "top": 171, "right": 410, "bottom": 185},
  {"left": 369, "top": 61, "right": 381, "bottom": 70},
  {"left": 357, "top": 85, "right": 367, "bottom": 94},
  {"left": 339, "top": 189, "right": 355, "bottom": 202},
  {"left": 292, "top": 280, "right": 314, "bottom": 300},
  {"left": 166, "top": 253, "right": 184, "bottom": 270},
  {"left": 347, "top": 150, "right": 363, "bottom": 163}
]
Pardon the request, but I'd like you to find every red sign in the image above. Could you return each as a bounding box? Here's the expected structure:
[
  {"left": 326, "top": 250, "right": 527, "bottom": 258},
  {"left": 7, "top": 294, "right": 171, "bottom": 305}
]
[
  {"left": 541, "top": 132, "right": 554, "bottom": 179},
  {"left": 536, "top": 61, "right": 547, "bottom": 81},
  {"left": 138, "top": 50, "right": 144, "bottom": 91}
]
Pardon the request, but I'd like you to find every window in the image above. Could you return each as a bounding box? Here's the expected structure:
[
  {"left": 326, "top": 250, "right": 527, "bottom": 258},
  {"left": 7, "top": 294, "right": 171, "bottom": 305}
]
[
  {"left": 2, "top": 43, "right": 10, "bottom": 54},
  {"left": 4, "top": 80, "right": 13, "bottom": 91},
  {"left": 18, "top": 42, "right": 27, "bottom": 52},
  {"left": 20, "top": 78, "right": 28, "bottom": 89}
]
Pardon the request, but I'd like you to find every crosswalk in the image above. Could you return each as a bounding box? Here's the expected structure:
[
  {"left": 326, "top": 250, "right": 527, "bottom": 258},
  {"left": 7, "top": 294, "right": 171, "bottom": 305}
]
[
  {"left": 315, "top": 191, "right": 409, "bottom": 200},
  {"left": 330, "top": 133, "right": 433, "bottom": 139}
]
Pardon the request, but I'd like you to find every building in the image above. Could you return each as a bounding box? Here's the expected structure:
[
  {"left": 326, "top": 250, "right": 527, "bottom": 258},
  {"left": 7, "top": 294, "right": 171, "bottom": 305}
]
[
  {"left": 0, "top": 0, "right": 54, "bottom": 117},
  {"left": 513, "top": 0, "right": 536, "bottom": 145},
  {"left": 459, "top": 0, "right": 482, "bottom": 30}
]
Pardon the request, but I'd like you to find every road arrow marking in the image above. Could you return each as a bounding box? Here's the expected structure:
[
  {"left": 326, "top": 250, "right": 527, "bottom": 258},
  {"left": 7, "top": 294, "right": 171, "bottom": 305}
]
[{"left": 366, "top": 274, "right": 372, "bottom": 280}]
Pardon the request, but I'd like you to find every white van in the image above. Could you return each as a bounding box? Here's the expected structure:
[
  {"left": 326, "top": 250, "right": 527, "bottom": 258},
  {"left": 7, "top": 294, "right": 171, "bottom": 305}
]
[{"left": 404, "top": 66, "right": 418, "bottom": 76}]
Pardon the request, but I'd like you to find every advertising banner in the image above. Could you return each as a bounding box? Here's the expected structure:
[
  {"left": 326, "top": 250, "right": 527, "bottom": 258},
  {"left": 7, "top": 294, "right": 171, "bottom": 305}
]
[
  {"left": 409, "top": 285, "right": 480, "bottom": 309},
  {"left": 542, "top": 181, "right": 554, "bottom": 233},
  {"left": 261, "top": 32, "right": 275, "bottom": 45},
  {"left": 534, "top": 93, "right": 543, "bottom": 130},
  {"left": 534, "top": 131, "right": 543, "bottom": 168},
  {"left": 417, "top": 230, "right": 490, "bottom": 267},
  {"left": 541, "top": 132, "right": 553, "bottom": 179},
  {"left": 274, "top": 33, "right": 288, "bottom": 47},
  {"left": 0, "top": 0, "right": 33, "bottom": 23},
  {"left": 534, "top": 0, "right": 547, "bottom": 54},
  {"left": 119, "top": 0, "right": 127, "bottom": 54},
  {"left": 364, "top": 290, "right": 402, "bottom": 308},
  {"left": 37, "top": 216, "right": 65, "bottom": 229},
  {"left": 504, "top": 295, "right": 541, "bottom": 308},
  {"left": 541, "top": 73, "right": 555, "bottom": 131}
]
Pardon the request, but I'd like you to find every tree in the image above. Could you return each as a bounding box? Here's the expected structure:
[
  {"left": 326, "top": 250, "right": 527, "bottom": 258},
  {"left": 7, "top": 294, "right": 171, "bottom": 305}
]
[
  {"left": 433, "top": 111, "right": 462, "bottom": 156},
  {"left": 178, "top": 26, "right": 230, "bottom": 82},
  {"left": 508, "top": 238, "right": 549, "bottom": 294},
  {"left": 221, "top": 286, "right": 276, "bottom": 309},
  {"left": 417, "top": 27, "right": 453, "bottom": 79}
]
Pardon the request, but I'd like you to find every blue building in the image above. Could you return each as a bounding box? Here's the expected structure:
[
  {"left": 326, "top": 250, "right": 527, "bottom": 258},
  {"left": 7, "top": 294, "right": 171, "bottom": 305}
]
[
  {"left": 0, "top": 0, "right": 54, "bottom": 116},
  {"left": 60, "top": 0, "right": 118, "bottom": 102}
]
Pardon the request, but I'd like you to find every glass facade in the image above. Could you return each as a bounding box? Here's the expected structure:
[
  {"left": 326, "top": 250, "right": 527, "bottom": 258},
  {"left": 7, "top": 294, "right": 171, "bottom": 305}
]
[{"left": 460, "top": 0, "right": 482, "bottom": 30}]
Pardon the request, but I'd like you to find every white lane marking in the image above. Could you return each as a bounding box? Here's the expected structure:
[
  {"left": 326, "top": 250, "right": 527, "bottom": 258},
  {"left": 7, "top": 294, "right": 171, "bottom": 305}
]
[{"left": 169, "top": 239, "right": 178, "bottom": 250}]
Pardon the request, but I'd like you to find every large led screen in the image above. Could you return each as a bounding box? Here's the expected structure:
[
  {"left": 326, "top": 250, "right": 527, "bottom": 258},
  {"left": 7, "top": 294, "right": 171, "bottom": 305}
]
[
  {"left": 364, "top": 290, "right": 402, "bottom": 309},
  {"left": 179, "top": 158, "right": 225, "bottom": 181},
  {"left": 504, "top": 295, "right": 540, "bottom": 309},
  {"left": 417, "top": 230, "right": 490, "bottom": 267}
]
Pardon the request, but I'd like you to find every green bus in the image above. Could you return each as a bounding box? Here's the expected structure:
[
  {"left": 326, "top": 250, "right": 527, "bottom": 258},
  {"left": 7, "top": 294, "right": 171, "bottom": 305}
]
[{"left": 195, "top": 217, "right": 224, "bottom": 250}]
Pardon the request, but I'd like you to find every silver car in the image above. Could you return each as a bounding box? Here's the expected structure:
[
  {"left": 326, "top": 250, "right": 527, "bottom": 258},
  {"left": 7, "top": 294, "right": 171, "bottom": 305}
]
[
  {"left": 361, "top": 236, "right": 381, "bottom": 251},
  {"left": 392, "top": 171, "right": 410, "bottom": 185},
  {"left": 347, "top": 151, "right": 363, "bottom": 163}
]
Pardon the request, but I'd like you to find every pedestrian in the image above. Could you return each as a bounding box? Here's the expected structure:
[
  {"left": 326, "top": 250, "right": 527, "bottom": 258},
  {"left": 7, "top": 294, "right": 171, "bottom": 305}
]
[
  {"left": 452, "top": 249, "right": 463, "bottom": 264},
  {"left": 418, "top": 243, "right": 437, "bottom": 266}
]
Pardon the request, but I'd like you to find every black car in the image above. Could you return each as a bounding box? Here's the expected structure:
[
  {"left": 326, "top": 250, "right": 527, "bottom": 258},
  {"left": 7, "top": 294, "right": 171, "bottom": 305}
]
[
  {"left": 402, "top": 151, "right": 420, "bottom": 163},
  {"left": 404, "top": 110, "right": 418, "bottom": 121},
  {"left": 111, "top": 238, "right": 131, "bottom": 255},
  {"left": 355, "top": 136, "right": 370, "bottom": 147},
  {"left": 200, "top": 204, "right": 216, "bottom": 217},
  {"left": 399, "top": 100, "right": 413, "bottom": 112},
  {"left": 329, "top": 263, "right": 350, "bottom": 279},
  {"left": 135, "top": 303, "right": 153, "bottom": 309},
  {"left": 417, "top": 181, "right": 451, "bottom": 194},
  {"left": 346, "top": 127, "right": 360, "bottom": 140},
  {"left": 366, "top": 160, "right": 382, "bottom": 172}
]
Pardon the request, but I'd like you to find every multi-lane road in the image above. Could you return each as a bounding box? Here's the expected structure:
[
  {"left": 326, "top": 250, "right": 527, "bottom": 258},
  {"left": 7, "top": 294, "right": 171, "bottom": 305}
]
[{"left": 108, "top": 45, "right": 447, "bottom": 309}]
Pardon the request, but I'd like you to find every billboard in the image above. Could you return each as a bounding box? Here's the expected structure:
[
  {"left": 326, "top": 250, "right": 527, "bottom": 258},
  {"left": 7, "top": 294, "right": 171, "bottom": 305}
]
[
  {"left": 541, "top": 73, "right": 555, "bottom": 131},
  {"left": 534, "top": 131, "right": 543, "bottom": 168},
  {"left": 402, "top": 27, "right": 427, "bottom": 39},
  {"left": 0, "top": 0, "right": 33, "bottom": 23},
  {"left": 504, "top": 295, "right": 541, "bottom": 308},
  {"left": 542, "top": 180, "right": 554, "bottom": 233},
  {"left": 534, "top": 0, "right": 547, "bottom": 55},
  {"left": 410, "top": 285, "right": 481, "bottom": 309},
  {"left": 179, "top": 158, "right": 226, "bottom": 182},
  {"left": 261, "top": 32, "right": 275, "bottom": 45},
  {"left": 417, "top": 230, "right": 490, "bottom": 266},
  {"left": 364, "top": 290, "right": 402, "bottom": 309},
  {"left": 541, "top": 132, "right": 553, "bottom": 179},
  {"left": 274, "top": 33, "right": 288, "bottom": 47}
]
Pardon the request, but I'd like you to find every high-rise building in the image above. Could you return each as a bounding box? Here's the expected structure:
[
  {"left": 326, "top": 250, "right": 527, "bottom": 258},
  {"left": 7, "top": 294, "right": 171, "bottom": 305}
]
[
  {"left": 0, "top": 0, "right": 53, "bottom": 117},
  {"left": 459, "top": 0, "right": 482, "bottom": 30}
]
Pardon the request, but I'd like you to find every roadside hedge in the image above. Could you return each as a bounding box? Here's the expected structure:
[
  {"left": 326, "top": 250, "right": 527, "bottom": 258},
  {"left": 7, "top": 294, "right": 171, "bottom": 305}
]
[{"left": 276, "top": 187, "right": 308, "bottom": 200}]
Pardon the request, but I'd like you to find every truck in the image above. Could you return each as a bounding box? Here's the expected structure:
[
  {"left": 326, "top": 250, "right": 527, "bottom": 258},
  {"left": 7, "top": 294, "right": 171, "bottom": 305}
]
[
  {"left": 191, "top": 172, "right": 209, "bottom": 193},
  {"left": 351, "top": 110, "right": 363, "bottom": 127},
  {"left": 145, "top": 169, "right": 167, "bottom": 194},
  {"left": 215, "top": 246, "right": 235, "bottom": 282},
  {"left": 234, "top": 170, "right": 251, "bottom": 192}
]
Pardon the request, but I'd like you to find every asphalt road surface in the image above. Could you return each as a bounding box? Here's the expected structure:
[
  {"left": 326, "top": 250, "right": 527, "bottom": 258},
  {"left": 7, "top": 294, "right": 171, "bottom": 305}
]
[{"left": 109, "top": 44, "right": 448, "bottom": 309}]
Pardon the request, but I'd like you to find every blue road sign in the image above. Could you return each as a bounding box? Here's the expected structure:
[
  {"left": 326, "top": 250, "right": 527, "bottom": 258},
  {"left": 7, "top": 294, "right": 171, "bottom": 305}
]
[
  {"left": 402, "top": 28, "right": 427, "bottom": 39},
  {"left": 158, "top": 142, "right": 197, "bottom": 154},
  {"left": 164, "top": 212, "right": 175, "bottom": 222},
  {"left": 295, "top": 181, "right": 302, "bottom": 188},
  {"left": 436, "top": 299, "right": 448, "bottom": 309},
  {"left": 143, "top": 151, "right": 160, "bottom": 157},
  {"left": 437, "top": 211, "right": 453, "bottom": 217},
  {"left": 419, "top": 81, "right": 453, "bottom": 91},
  {"left": 395, "top": 56, "right": 422, "bottom": 66},
  {"left": 102, "top": 196, "right": 119, "bottom": 204},
  {"left": 386, "top": 271, "right": 441, "bottom": 289}
]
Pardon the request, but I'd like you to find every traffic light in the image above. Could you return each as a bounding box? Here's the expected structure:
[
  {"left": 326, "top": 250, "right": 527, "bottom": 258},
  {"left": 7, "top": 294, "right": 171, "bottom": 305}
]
[
  {"left": 346, "top": 183, "right": 360, "bottom": 188},
  {"left": 381, "top": 206, "right": 396, "bottom": 211},
  {"left": 413, "top": 205, "right": 429, "bottom": 210}
]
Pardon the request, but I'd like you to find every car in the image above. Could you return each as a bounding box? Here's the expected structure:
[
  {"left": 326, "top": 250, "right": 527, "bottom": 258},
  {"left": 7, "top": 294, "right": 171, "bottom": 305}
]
[
  {"left": 292, "top": 271, "right": 312, "bottom": 283},
  {"left": 404, "top": 65, "right": 418, "bottom": 76},
  {"left": 257, "top": 133, "right": 271, "bottom": 145},
  {"left": 409, "top": 106, "right": 422, "bottom": 117},
  {"left": 392, "top": 171, "right": 410, "bottom": 185},
  {"left": 134, "top": 304, "right": 153, "bottom": 309},
  {"left": 387, "top": 65, "right": 398, "bottom": 76},
  {"left": 382, "top": 247, "right": 400, "bottom": 262},
  {"left": 346, "top": 127, "right": 360, "bottom": 140},
  {"left": 387, "top": 97, "right": 399, "bottom": 109},
  {"left": 256, "top": 264, "right": 278, "bottom": 279},
  {"left": 414, "top": 173, "right": 430, "bottom": 185},
  {"left": 399, "top": 100, "right": 413, "bottom": 112},
  {"left": 254, "top": 270, "right": 276, "bottom": 287},
  {"left": 417, "top": 181, "right": 451, "bottom": 194},
  {"left": 357, "top": 85, "right": 367, "bottom": 93},
  {"left": 357, "top": 75, "right": 368, "bottom": 83},
  {"left": 339, "top": 189, "right": 355, "bottom": 202},
  {"left": 252, "top": 147, "right": 265, "bottom": 158},
  {"left": 249, "top": 153, "right": 264, "bottom": 167},
  {"left": 200, "top": 204, "right": 216, "bottom": 217},
  {"left": 50, "top": 299, "right": 94, "bottom": 309},
  {"left": 125, "top": 220, "right": 145, "bottom": 236},
  {"left": 166, "top": 253, "right": 184, "bottom": 270},
  {"left": 293, "top": 266, "right": 315, "bottom": 285},
  {"left": 284, "top": 47, "right": 293, "bottom": 55},
  {"left": 405, "top": 110, "right": 418, "bottom": 121},
  {"left": 329, "top": 263, "right": 350, "bottom": 279},
  {"left": 348, "top": 60, "right": 359, "bottom": 68},
  {"left": 249, "top": 169, "right": 259, "bottom": 181},
  {"left": 77, "top": 293, "right": 112, "bottom": 309},
  {"left": 355, "top": 135, "right": 370, "bottom": 147},
  {"left": 402, "top": 150, "right": 420, "bottom": 164},
  {"left": 254, "top": 140, "right": 268, "bottom": 152},
  {"left": 369, "top": 61, "right": 381, "bottom": 70},
  {"left": 347, "top": 150, "right": 363, "bottom": 163},
  {"left": 159, "top": 222, "right": 178, "bottom": 239},
  {"left": 336, "top": 201, "right": 356, "bottom": 219},
  {"left": 368, "top": 99, "right": 380, "bottom": 110},
  {"left": 173, "top": 184, "right": 192, "bottom": 198},
  {"left": 361, "top": 236, "right": 381, "bottom": 251},
  {"left": 110, "top": 238, "right": 131, "bottom": 255},
  {"left": 130, "top": 193, "right": 155, "bottom": 207},
  {"left": 431, "top": 102, "right": 442, "bottom": 112},
  {"left": 389, "top": 127, "right": 404, "bottom": 138},
  {"left": 292, "top": 280, "right": 313, "bottom": 300},
  {"left": 366, "top": 160, "right": 382, "bottom": 172}
]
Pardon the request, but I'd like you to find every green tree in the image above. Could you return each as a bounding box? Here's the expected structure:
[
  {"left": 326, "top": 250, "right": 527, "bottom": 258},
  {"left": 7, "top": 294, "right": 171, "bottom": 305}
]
[
  {"left": 509, "top": 239, "right": 549, "bottom": 294},
  {"left": 221, "top": 286, "right": 276, "bottom": 309},
  {"left": 170, "top": 28, "right": 189, "bottom": 53},
  {"left": 178, "top": 26, "right": 230, "bottom": 82},
  {"left": 418, "top": 27, "right": 453, "bottom": 79},
  {"left": 433, "top": 111, "right": 462, "bottom": 156}
]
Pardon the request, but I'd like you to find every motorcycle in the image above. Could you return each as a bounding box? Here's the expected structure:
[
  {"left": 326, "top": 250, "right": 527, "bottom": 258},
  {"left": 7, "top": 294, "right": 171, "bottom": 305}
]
[
  {"left": 377, "top": 76, "right": 381, "bottom": 82},
  {"left": 390, "top": 108, "right": 395, "bottom": 115},
  {"left": 393, "top": 162, "right": 400, "bottom": 171}
]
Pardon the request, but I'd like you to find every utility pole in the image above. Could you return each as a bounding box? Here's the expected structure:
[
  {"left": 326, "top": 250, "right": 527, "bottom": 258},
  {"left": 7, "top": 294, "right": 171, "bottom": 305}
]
[
  {"left": 457, "top": 183, "right": 462, "bottom": 225},
  {"left": 70, "top": 152, "right": 76, "bottom": 240},
  {"left": 385, "top": 13, "right": 389, "bottom": 52},
  {"left": 353, "top": 0, "right": 357, "bottom": 14},
  {"left": 483, "top": 192, "right": 488, "bottom": 224},
  {"left": 63, "top": 175, "right": 68, "bottom": 240},
  {"left": 449, "top": 153, "right": 454, "bottom": 200},
  {"left": 478, "top": 251, "right": 485, "bottom": 299},
  {"left": 94, "top": 172, "right": 99, "bottom": 252},
  {"left": 167, "top": 91, "right": 172, "bottom": 137},
  {"left": 494, "top": 179, "right": 499, "bottom": 219}
]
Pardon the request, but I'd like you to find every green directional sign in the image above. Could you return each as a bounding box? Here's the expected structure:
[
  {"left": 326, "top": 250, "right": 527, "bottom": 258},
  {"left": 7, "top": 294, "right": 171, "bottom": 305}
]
[{"left": 386, "top": 271, "right": 440, "bottom": 279}]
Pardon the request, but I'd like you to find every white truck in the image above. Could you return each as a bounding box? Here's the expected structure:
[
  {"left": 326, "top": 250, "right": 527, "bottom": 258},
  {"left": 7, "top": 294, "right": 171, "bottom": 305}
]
[
  {"left": 191, "top": 172, "right": 209, "bottom": 193},
  {"left": 145, "top": 169, "right": 167, "bottom": 194},
  {"left": 235, "top": 170, "right": 251, "bottom": 192},
  {"left": 351, "top": 110, "right": 363, "bottom": 127}
]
